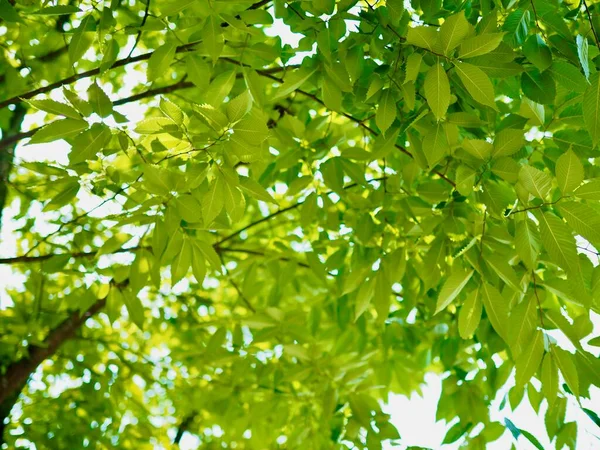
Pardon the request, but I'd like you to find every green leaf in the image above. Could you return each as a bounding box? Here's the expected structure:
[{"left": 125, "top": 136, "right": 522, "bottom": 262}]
[
  {"left": 462, "top": 138, "right": 493, "bottom": 160},
  {"left": 583, "top": 73, "right": 600, "bottom": 147},
  {"left": 355, "top": 277, "right": 374, "bottom": 321},
  {"left": 574, "top": 179, "right": 600, "bottom": 200},
  {"left": 222, "top": 176, "right": 246, "bottom": 223},
  {"left": 171, "top": 239, "right": 192, "bottom": 286},
  {"left": 556, "top": 150, "right": 584, "bottom": 194},
  {"left": 458, "top": 288, "right": 482, "bottom": 339},
  {"left": 191, "top": 245, "right": 207, "bottom": 284},
  {"left": 485, "top": 253, "right": 522, "bottom": 292},
  {"left": 376, "top": 89, "right": 397, "bottom": 134},
  {"left": 521, "top": 69, "right": 556, "bottom": 105},
  {"left": 577, "top": 34, "right": 590, "bottom": 79},
  {"left": 28, "top": 119, "right": 88, "bottom": 144},
  {"left": 406, "top": 26, "right": 440, "bottom": 53},
  {"left": 175, "top": 194, "right": 203, "bottom": 223},
  {"left": 322, "top": 75, "right": 343, "bottom": 112},
  {"left": 69, "top": 124, "right": 112, "bottom": 165},
  {"left": 453, "top": 61, "right": 497, "bottom": 110},
  {"left": 404, "top": 53, "right": 422, "bottom": 84},
  {"left": 160, "top": 97, "right": 185, "bottom": 125},
  {"left": 537, "top": 211, "right": 579, "bottom": 274},
  {"left": 386, "top": 0, "right": 404, "bottom": 26},
  {"left": 423, "top": 123, "right": 449, "bottom": 167},
  {"left": 203, "top": 15, "right": 224, "bottom": 65},
  {"left": 493, "top": 128, "right": 524, "bottom": 157},
  {"left": 549, "top": 61, "right": 587, "bottom": 94},
  {"left": 204, "top": 70, "right": 236, "bottom": 107},
  {"left": 273, "top": 67, "right": 317, "bottom": 100},
  {"left": 186, "top": 54, "right": 211, "bottom": 90},
  {"left": 27, "top": 99, "right": 81, "bottom": 120},
  {"left": 202, "top": 177, "right": 225, "bottom": 226},
  {"left": 458, "top": 33, "right": 504, "bottom": 59},
  {"left": 123, "top": 290, "right": 145, "bottom": 330},
  {"left": 515, "top": 217, "right": 541, "bottom": 269},
  {"left": 239, "top": 176, "right": 277, "bottom": 204},
  {"left": 69, "top": 15, "right": 94, "bottom": 65},
  {"left": 439, "top": 11, "right": 470, "bottom": 56},
  {"left": 557, "top": 202, "right": 600, "bottom": 246},
  {"left": 147, "top": 42, "right": 176, "bottom": 83},
  {"left": 194, "top": 240, "right": 222, "bottom": 272},
  {"left": 518, "top": 165, "right": 553, "bottom": 199},
  {"left": 87, "top": 83, "right": 112, "bottom": 118},
  {"left": 480, "top": 282, "right": 509, "bottom": 341},
  {"left": 226, "top": 91, "right": 253, "bottom": 123},
  {"left": 541, "top": 353, "right": 559, "bottom": 406},
  {"left": 424, "top": 63, "right": 451, "bottom": 121},
  {"left": 522, "top": 34, "right": 552, "bottom": 72},
  {"left": 552, "top": 347, "right": 580, "bottom": 397},
  {"left": 233, "top": 114, "right": 269, "bottom": 145},
  {"left": 515, "top": 330, "right": 544, "bottom": 387},
  {"left": 435, "top": 268, "right": 473, "bottom": 314}
]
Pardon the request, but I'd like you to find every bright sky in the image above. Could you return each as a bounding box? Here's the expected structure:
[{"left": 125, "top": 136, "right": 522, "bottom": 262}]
[{"left": 1, "top": 4, "right": 600, "bottom": 449}]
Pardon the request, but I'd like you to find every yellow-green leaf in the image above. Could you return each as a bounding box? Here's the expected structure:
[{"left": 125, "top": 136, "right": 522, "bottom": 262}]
[
  {"left": 454, "top": 61, "right": 498, "bottom": 110},
  {"left": 435, "top": 268, "right": 474, "bottom": 314},
  {"left": 458, "top": 288, "right": 482, "bottom": 338},
  {"left": 376, "top": 89, "right": 397, "bottom": 134},
  {"left": 556, "top": 150, "right": 584, "bottom": 194},
  {"left": 424, "top": 63, "right": 451, "bottom": 121}
]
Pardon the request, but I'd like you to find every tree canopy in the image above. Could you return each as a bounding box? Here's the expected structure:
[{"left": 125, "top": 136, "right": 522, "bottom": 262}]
[{"left": 1, "top": 0, "right": 600, "bottom": 448}]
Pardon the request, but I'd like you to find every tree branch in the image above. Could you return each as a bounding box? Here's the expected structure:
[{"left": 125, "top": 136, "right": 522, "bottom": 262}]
[
  {"left": 0, "top": 297, "right": 107, "bottom": 406},
  {"left": 0, "top": 0, "right": 273, "bottom": 110},
  {"left": 583, "top": 0, "right": 600, "bottom": 50}
]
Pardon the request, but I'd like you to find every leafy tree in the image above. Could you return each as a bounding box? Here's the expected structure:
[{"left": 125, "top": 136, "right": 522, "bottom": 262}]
[{"left": 1, "top": 0, "right": 600, "bottom": 448}]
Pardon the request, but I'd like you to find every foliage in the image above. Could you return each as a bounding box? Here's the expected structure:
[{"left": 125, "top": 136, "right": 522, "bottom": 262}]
[{"left": 0, "top": 0, "right": 600, "bottom": 448}]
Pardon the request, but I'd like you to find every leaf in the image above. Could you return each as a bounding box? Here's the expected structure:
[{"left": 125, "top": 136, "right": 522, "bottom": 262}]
[
  {"left": 537, "top": 211, "right": 578, "bottom": 273},
  {"left": 541, "top": 353, "right": 559, "bottom": 406},
  {"left": 191, "top": 245, "right": 207, "bottom": 284},
  {"left": 194, "top": 240, "right": 222, "bottom": 272},
  {"left": 171, "top": 239, "right": 192, "bottom": 286},
  {"left": 518, "top": 165, "right": 553, "bottom": 199},
  {"left": 522, "top": 34, "right": 552, "bottom": 72},
  {"left": 453, "top": 61, "right": 497, "bottom": 110},
  {"left": 273, "top": 67, "right": 317, "bottom": 100},
  {"left": 424, "top": 63, "right": 450, "bottom": 121},
  {"left": 556, "top": 150, "right": 584, "bottom": 194},
  {"left": 175, "top": 195, "right": 203, "bottom": 223},
  {"left": 355, "top": 277, "right": 374, "bottom": 321},
  {"left": 186, "top": 55, "right": 211, "bottom": 90},
  {"left": 462, "top": 138, "right": 492, "bottom": 160},
  {"left": 549, "top": 61, "right": 587, "bottom": 94},
  {"left": 28, "top": 119, "right": 88, "bottom": 144},
  {"left": 493, "top": 129, "right": 524, "bottom": 157},
  {"left": 458, "top": 33, "right": 504, "bottom": 59},
  {"left": 435, "top": 269, "right": 473, "bottom": 314},
  {"left": 226, "top": 91, "right": 253, "bottom": 123},
  {"left": 147, "top": 42, "right": 176, "bottom": 83},
  {"left": 552, "top": 347, "right": 580, "bottom": 397},
  {"left": 406, "top": 26, "right": 440, "bottom": 52},
  {"left": 27, "top": 99, "right": 81, "bottom": 120},
  {"left": 485, "top": 254, "right": 522, "bottom": 292},
  {"left": 439, "top": 12, "right": 470, "bottom": 55},
  {"left": 480, "top": 282, "right": 509, "bottom": 341},
  {"left": 404, "top": 53, "right": 422, "bottom": 84},
  {"left": 521, "top": 69, "right": 556, "bottom": 105},
  {"left": 574, "top": 179, "right": 600, "bottom": 200},
  {"left": 123, "top": 290, "right": 145, "bottom": 330},
  {"left": 69, "top": 15, "right": 94, "bottom": 65},
  {"left": 222, "top": 177, "right": 246, "bottom": 223},
  {"left": 87, "top": 83, "right": 112, "bottom": 118},
  {"left": 557, "top": 202, "right": 600, "bottom": 246},
  {"left": 240, "top": 176, "right": 277, "bottom": 204},
  {"left": 458, "top": 288, "right": 482, "bottom": 338},
  {"left": 583, "top": 73, "right": 600, "bottom": 147},
  {"left": 322, "top": 75, "right": 343, "bottom": 112},
  {"left": 376, "top": 89, "right": 397, "bottom": 134},
  {"left": 515, "top": 217, "right": 541, "bottom": 269},
  {"left": 69, "top": 124, "right": 112, "bottom": 165},
  {"left": 577, "top": 34, "right": 590, "bottom": 79},
  {"left": 202, "top": 177, "right": 224, "bottom": 226},
  {"left": 515, "top": 331, "right": 544, "bottom": 387},
  {"left": 203, "top": 15, "right": 224, "bottom": 64},
  {"left": 423, "top": 123, "right": 449, "bottom": 167},
  {"left": 160, "top": 97, "right": 185, "bottom": 125}
]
